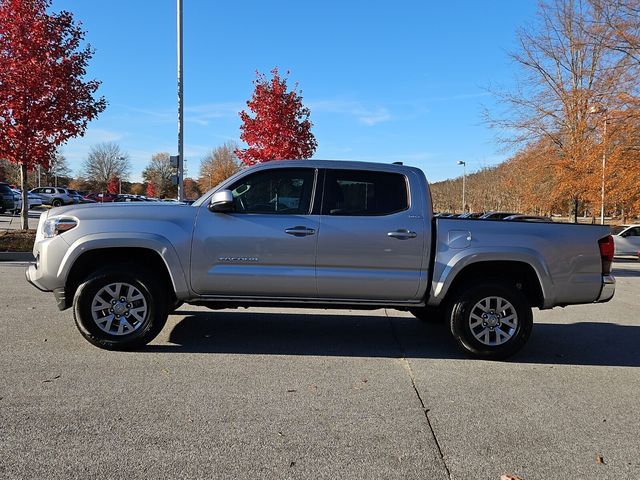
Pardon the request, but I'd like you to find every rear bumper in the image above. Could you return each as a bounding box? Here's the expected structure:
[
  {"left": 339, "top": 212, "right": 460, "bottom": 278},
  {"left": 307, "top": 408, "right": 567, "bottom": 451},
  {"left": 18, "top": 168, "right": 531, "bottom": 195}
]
[{"left": 596, "top": 274, "right": 615, "bottom": 303}]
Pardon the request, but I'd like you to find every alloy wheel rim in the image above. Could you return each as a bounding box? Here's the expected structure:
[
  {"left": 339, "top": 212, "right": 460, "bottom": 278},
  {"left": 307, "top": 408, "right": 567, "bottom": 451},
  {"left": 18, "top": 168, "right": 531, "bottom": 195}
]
[
  {"left": 91, "top": 282, "right": 147, "bottom": 336},
  {"left": 468, "top": 296, "right": 518, "bottom": 346}
]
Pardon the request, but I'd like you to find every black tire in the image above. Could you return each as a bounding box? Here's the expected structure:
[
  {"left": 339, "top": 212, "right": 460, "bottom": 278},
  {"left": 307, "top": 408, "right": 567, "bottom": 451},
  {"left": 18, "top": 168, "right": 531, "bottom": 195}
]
[
  {"left": 73, "top": 265, "right": 168, "bottom": 350},
  {"left": 410, "top": 306, "right": 446, "bottom": 323},
  {"left": 449, "top": 282, "right": 532, "bottom": 360},
  {"left": 51, "top": 199, "right": 63, "bottom": 207}
]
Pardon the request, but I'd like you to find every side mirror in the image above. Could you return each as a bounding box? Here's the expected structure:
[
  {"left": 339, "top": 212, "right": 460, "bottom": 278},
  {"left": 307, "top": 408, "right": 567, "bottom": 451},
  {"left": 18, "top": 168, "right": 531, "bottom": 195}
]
[{"left": 208, "top": 189, "right": 235, "bottom": 213}]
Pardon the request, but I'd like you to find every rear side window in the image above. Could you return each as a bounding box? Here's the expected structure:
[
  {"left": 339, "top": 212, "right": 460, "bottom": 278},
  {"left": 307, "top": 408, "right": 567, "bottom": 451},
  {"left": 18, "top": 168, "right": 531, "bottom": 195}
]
[
  {"left": 322, "top": 169, "right": 408, "bottom": 216},
  {"left": 57, "top": 188, "right": 67, "bottom": 194}
]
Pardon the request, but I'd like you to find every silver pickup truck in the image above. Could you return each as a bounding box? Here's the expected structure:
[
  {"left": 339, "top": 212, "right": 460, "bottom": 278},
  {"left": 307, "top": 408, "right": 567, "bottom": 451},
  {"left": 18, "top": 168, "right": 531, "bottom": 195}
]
[{"left": 26, "top": 160, "right": 615, "bottom": 359}]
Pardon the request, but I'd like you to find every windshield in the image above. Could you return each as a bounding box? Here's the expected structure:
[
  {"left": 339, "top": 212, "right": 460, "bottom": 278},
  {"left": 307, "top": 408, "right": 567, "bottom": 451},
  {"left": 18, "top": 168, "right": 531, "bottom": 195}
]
[{"left": 611, "top": 225, "right": 628, "bottom": 235}]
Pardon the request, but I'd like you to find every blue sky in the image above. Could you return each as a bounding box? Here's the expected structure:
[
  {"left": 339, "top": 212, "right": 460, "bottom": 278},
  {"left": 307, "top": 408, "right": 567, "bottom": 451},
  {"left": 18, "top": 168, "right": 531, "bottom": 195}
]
[{"left": 53, "top": 0, "right": 538, "bottom": 183}]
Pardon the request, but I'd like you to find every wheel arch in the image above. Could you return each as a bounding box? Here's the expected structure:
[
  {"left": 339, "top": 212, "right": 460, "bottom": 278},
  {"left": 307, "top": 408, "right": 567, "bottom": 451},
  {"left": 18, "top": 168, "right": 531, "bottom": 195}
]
[
  {"left": 60, "top": 234, "right": 189, "bottom": 309},
  {"left": 430, "top": 258, "right": 548, "bottom": 309}
]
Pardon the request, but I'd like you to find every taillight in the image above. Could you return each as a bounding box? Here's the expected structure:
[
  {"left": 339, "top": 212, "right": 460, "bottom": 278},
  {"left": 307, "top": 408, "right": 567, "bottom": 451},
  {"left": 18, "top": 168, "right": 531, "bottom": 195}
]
[{"left": 598, "top": 235, "right": 614, "bottom": 274}]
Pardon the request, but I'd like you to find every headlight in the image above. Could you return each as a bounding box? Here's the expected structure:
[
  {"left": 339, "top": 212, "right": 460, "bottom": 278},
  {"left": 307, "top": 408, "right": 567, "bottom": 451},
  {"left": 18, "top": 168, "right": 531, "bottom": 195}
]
[{"left": 43, "top": 218, "right": 78, "bottom": 238}]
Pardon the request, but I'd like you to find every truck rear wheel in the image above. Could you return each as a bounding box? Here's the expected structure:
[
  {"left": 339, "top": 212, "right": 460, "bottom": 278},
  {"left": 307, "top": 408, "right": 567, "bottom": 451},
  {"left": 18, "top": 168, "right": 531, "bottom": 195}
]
[
  {"left": 73, "top": 265, "right": 168, "bottom": 350},
  {"left": 449, "top": 282, "right": 532, "bottom": 360}
]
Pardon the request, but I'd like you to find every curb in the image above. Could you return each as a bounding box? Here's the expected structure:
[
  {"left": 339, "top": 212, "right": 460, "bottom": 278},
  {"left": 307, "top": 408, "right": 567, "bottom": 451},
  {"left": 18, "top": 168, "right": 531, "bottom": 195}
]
[{"left": 0, "top": 252, "right": 35, "bottom": 262}]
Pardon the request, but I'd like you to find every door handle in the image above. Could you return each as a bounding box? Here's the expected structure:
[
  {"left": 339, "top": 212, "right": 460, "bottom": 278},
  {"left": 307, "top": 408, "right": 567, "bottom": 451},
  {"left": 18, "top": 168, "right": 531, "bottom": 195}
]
[
  {"left": 285, "top": 226, "right": 316, "bottom": 237},
  {"left": 388, "top": 229, "right": 417, "bottom": 239}
]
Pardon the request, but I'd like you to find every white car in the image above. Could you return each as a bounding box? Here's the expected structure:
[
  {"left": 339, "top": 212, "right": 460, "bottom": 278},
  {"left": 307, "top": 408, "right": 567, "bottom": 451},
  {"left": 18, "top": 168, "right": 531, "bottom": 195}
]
[{"left": 611, "top": 224, "right": 640, "bottom": 256}]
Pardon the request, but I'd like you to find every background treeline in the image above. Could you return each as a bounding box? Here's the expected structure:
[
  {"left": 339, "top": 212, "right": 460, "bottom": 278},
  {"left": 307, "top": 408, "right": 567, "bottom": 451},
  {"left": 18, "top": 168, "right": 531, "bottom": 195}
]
[{"left": 433, "top": 0, "right": 640, "bottom": 222}]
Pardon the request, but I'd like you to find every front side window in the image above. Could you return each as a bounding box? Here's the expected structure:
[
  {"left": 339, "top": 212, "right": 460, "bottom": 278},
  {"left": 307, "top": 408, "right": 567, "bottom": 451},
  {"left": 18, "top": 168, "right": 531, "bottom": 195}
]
[
  {"left": 322, "top": 169, "right": 408, "bottom": 216},
  {"left": 228, "top": 168, "right": 315, "bottom": 214}
]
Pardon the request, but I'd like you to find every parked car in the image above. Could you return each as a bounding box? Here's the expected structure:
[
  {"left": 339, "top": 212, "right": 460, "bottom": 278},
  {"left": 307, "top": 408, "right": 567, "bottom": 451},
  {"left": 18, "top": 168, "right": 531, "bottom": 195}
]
[
  {"left": 9, "top": 188, "right": 43, "bottom": 212},
  {"left": 503, "top": 215, "right": 553, "bottom": 223},
  {"left": 479, "top": 211, "right": 519, "bottom": 220},
  {"left": 30, "top": 187, "right": 78, "bottom": 207},
  {"left": 0, "top": 182, "right": 17, "bottom": 213},
  {"left": 458, "top": 212, "right": 484, "bottom": 219},
  {"left": 26, "top": 160, "right": 616, "bottom": 360},
  {"left": 611, "top": 224, "right": 640, "bottom": 256},
  {"left": 65, "top": 189, "right": 92, "bottom": 204},
  {"left": 84, "top": 192, "right": 118, "bottom": 203},
  {"left": 113, "top": 194, "right": 147, "bottom": 202}
]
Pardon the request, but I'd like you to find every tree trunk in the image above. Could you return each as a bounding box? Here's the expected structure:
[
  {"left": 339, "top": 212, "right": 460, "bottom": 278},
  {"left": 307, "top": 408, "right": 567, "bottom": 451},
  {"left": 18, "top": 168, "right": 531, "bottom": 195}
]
[
  {"left": 20, "top": 162, "right": 29, "bottom": 230},
  {"left": 573, "top": 197, "right": 579, "bottom": 224}
]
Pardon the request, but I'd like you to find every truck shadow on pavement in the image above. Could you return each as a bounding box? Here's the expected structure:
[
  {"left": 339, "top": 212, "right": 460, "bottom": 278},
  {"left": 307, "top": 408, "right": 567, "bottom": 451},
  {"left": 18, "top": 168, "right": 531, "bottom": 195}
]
[{"left": 142, "top": 311, "right": 640, "bottom": 367}]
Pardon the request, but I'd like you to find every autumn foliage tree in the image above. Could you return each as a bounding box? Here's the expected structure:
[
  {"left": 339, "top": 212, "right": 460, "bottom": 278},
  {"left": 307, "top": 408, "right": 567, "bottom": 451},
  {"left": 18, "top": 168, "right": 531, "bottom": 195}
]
[
  {"left": 237, "top": 68, "right": 317, "bottom": 166},
  {"left": 0, "top": 0, "right": 106, "bottom": 228},
  {"left": 107, "top": 176, "right": 119, "bottom": 194},
  {"left": 146, "top": 182, "right": 157, "bottom": 198},
  {"left": 198, "top": 142, "right": 243, "bottom": 191}
]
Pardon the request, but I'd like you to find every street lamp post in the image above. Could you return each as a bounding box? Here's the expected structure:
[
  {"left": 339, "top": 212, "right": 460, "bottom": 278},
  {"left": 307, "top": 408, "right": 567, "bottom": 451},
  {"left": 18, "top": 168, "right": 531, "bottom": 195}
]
[
  {"left": 117, "top": 156, "right": 126, "bottom": 194},
  {"left": 457, "top": 160, "right": 466, "bottom": 213},
  {"left": 588, "top": 106, "right": 609, "bottom": 225},
  {"left": 176, "top": 0, "right": 184, "bottom": 201}
]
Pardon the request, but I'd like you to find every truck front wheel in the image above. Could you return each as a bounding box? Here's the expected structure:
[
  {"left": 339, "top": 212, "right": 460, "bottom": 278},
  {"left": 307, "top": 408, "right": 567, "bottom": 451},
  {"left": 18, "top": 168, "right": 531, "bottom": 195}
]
[
  {"left": 73, "top": 265, "right": 168, "bottom": 350},
  {"left": 449, "top": 282, "right": 532, "bottom": 360}
]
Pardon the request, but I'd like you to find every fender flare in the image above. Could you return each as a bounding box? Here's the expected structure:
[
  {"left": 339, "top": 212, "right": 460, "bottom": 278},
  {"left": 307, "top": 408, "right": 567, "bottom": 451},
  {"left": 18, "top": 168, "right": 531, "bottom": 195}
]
[
  {"left": 427, "top": 248, "right": 554, "bottom": 308},
  {"left": 58, "top": 232, "right": 190, "bottom": 299}
]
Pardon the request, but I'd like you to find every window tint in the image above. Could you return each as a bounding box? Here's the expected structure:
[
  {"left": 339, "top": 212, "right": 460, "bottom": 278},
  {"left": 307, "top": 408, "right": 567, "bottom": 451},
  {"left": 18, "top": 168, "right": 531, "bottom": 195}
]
[
  {"left": 57, "top": 188, "right": 67, "bottom": 194},
  {"left": 322, "top": 170, "right": 408, "bottom": 216},
  {"left": 228, "top": 168, "right": 315, "bottom": 214}
]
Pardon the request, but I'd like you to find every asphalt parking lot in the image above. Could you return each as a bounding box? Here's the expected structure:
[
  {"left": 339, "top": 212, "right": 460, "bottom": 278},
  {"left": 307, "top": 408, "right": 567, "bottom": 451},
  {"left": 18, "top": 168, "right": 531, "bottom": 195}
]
[{"left": 1, "top": 261, "right": 639, "bottom": 480}]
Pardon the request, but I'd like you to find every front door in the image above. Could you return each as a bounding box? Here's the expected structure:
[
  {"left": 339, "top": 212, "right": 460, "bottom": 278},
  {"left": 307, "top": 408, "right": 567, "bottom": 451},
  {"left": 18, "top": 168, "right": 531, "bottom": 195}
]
[
  {"left": 316, "top": 168, "right": 426, "bottom": 301},
  {"left": 191, "top": 167, "right": 319, "bottom": 298}
]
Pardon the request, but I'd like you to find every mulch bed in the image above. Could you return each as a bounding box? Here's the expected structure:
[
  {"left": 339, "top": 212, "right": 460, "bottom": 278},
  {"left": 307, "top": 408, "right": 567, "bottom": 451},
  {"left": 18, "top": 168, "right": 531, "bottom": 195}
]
[{"left": 0, "top": 230, "right": 36, "bottom": 252}]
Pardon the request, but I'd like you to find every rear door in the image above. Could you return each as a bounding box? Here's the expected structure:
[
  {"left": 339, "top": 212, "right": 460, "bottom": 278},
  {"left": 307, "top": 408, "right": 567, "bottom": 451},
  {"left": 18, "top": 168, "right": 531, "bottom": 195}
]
[
  {"left": 315, "top": 168, "right": 426, "bottom": 301},
  {"left": 191, "top": 167, "right": 320, "bottom": 297}
]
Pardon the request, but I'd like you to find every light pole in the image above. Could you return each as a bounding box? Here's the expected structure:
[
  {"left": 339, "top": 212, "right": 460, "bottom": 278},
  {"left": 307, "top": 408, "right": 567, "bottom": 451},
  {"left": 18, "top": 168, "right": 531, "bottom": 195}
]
[
  {"left": 176, "top": 0, "right": 184, "bottom": 201},
  {"left": 457, "top": 160, "right": 466, "bottom": 213},
  {"left": 117, "top": 156, "right": 126, "bottom": 194},
  {"left": 588, "top": 106, "right": 608, "bottom": 225}
]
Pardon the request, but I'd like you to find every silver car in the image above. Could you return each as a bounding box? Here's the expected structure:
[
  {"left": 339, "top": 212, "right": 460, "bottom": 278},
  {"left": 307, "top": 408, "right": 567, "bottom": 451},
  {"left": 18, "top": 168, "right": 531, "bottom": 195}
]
[
  {"left": 30, "top": 187, "right": 78, "bottom": 207},
  {"left": 611, "top": 224, "right": 640, "bottom": 256}
]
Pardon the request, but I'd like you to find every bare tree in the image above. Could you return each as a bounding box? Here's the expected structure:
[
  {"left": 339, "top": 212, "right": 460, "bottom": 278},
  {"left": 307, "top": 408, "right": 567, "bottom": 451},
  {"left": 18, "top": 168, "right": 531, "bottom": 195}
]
[
  {"left": 142, "top": 152, "right": 176, "bottom": 198},
  {"left": 198, "top": 142, "right": 243, "bottom": 192},
  {"left": 42, "top": 151, "right": 72, "bottom": 187},
  {"left": 81, "top": 142, "right": 131, "bottom": 191},
  {"left": 486, "top": 0, "right": 633, "bottom": 221}
]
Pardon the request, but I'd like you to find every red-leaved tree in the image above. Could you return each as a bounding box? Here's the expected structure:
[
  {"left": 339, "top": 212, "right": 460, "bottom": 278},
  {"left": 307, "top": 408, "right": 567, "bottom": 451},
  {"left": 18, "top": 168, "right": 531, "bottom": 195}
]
[
  {"left": 107, "top": 176, "right": 119, "bottom": 194},
  {"left": 146, "top": 182, "right": 157, "bottom": 198},
  {"left": 236, "top": 68, "right": 317, "bottom": 166},
  {"left": 0, "top": 0, "right": 106, "bottom": 228}
]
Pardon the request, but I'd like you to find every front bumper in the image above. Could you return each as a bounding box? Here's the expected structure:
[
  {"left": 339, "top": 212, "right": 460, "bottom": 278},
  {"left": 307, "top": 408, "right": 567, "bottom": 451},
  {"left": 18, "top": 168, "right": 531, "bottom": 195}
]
[
  {"left": 596, "top": 274, "right": 615, "bottom": 303},
  {"left": 25, "top": 263, "right": 48, "bottom": 292}
]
